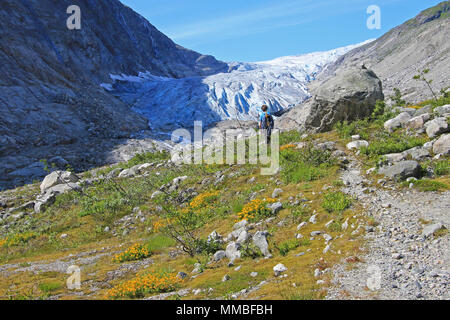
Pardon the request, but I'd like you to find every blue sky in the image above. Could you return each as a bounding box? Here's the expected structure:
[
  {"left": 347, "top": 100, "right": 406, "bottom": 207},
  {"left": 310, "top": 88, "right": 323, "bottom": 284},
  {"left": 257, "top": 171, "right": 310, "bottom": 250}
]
[{"left": 120, "top": 0, "right": 442, "bottom": 62}]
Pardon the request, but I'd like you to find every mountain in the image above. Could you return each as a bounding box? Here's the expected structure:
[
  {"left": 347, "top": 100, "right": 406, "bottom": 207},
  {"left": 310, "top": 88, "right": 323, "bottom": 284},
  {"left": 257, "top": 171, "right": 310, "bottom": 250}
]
[
  {"left": 318, "top": 1, "right": 450, "bottom": 103},
  {"left": 106, "top": 41, "right": 371, "bottom": 131},
  {"left": 0, "top": 0, "right": 227, "bottom": 189}
]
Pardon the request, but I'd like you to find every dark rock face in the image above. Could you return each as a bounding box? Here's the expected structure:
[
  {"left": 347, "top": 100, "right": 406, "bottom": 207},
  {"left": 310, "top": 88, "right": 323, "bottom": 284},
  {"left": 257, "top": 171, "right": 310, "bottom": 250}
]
[
  {"left": 317, "top": 2, "right": 450, "bottom": 103},
  {"left": 0, "top": 0, "right": 227, "bottom": 190},
  {"left": 277, "top": 66, "right": 383, "bottom": 132}
]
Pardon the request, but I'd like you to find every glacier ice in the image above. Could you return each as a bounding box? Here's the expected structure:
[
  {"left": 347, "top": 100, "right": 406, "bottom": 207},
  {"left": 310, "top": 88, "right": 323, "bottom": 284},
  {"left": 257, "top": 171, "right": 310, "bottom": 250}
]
[{"left": 103, "top": 40, "right": 373, "bottom": 131}]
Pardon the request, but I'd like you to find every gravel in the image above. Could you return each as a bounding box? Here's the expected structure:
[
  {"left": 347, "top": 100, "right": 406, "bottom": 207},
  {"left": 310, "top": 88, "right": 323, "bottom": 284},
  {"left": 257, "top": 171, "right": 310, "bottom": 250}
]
[{"left": 326, "top": 153, "right": 449, "bottom": 300}]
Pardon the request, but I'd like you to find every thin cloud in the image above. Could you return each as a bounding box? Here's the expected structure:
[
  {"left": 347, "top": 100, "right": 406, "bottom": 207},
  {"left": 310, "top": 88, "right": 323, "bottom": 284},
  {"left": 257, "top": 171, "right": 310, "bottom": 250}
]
[
  {"left": 165, "top": 0, "right": 326, "bottom": 40},
  {"left": 165, "top": 0, "right": 370, "bottom": 41}
]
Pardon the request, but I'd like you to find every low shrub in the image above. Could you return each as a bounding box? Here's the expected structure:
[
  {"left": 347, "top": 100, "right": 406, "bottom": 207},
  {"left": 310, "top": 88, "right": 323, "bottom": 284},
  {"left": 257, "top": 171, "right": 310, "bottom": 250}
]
[
  {"left": 124, "top": 150, "right": 169, "bottom": 169},
  {"left": 0, "top": 232, "right": 37, "bottom": 248},
  {"left": 106, "top": 270, "right": 180, "bottom": 299},
  {"left": 360, "top": 133, "right": 427, "bottom": 158},
  {"left": 195, "top": 238, "right": 224, "bottom": 255},
  {"left": 236, "top": 198, "right": 277, "bottom": 222},
  {"left": 432, "top": 159, "right": 450, "bottom": 176},
  {"left": 276, "top": 239, "right": 300, "bottom": 256},
  {"left": 189, "top": 191, "right": 219, "bottom": 209},
  {"left": 112, "top": 243, "right": 151, "bottom": 263},
  {"left": 322, "top": 191, "right": 352, "bottom": 213},
  {"left": 241, "top": 243, "right": 264, "bottom": 259},
  {"left": 280, "top": 145, "right": 335, "bottom": 184},
  {"left": 39, "top": 282, "right": 62, "bottom": 295},
  {"left": 404, "top": 179, "right": 448, "bottom": 192}
]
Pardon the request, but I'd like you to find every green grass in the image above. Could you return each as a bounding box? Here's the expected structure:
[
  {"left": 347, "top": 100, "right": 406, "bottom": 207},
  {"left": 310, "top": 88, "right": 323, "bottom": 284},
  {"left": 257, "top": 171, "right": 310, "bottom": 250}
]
[
  {"left": 360, "top": 132, "right": 427, "bottom": 159},
  {"left": 322, "top": 191, "right": 352, "bottom": 213},
  {"left": 403, "top": 179, "right": 449, "bottom": 192},
  {"left": 275, "top": 239, "right": 300, "bottom": 256},
  {"left": 146, "top": 234, "right": 176, "bottom": 252},
  {"left": 279, "top": 130, "right": 304, "bottom": 145},
  {"left": 38, "top": 282, "right": 62, "bottom": 295},
  {"left": 291, "top": 205, "right": 310, "bottom": 220},
  {"left": 431, "top": 159, "right": 450, "bottom": 176},
  {"left": 280, "top": 145, "right": 337, "bottom": 184}
]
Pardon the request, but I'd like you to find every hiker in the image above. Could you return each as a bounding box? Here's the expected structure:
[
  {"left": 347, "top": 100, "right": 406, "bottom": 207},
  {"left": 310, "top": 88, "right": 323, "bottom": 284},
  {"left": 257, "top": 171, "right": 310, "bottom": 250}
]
[{"left": 259, "top": 105, "right": 274, "bottom": 144}]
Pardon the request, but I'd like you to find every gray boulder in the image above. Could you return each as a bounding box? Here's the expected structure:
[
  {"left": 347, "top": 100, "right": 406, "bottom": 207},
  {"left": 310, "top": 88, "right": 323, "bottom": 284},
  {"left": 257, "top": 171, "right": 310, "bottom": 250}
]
[
  {"left": 278, "top": 66, "right": 383, "bottom": 132},
  {"left": 382, "top": 153, "right": 406, "bottom": 164},
  {"left": 106, "top": 168, "right": 122, "bottom": 179},
  {"left": 45, "top": 183, "right": 81, "bottom": 195},
  {"left": 426, "top": 117, "right": 448, "bottom": 138},
  {"left": 213, "top": 250, "right": 226, "bottom": 261},
  {"left": 384, "top": 112, "right": 411, "bottom": 132},
  {"left": 422, "top": 222, "right": 444, "bottom": 238},
  {"left": 236, "top": 229, "right": 251, "bottom": 244},
  {"left": 272, "top": 188, "right": 283, "bottom": 198},
  {"left": 402, "top": 147, "right": 430, "bottom": 161},
  {"left": 414, "top": 105, "right": 433, "bottom": 116},
  {"left": 273, "top": 263, "right": 287, "bottom": 276},
  {"left": 252, "top": 231, "right": 270, "bottom": 256},
  {"left": 40, "top": 171, "right": 79, "bottom": 193},
  {"left": 233, "top": 220, "right": 248, "bottom": 230},
  {"left": 34, "top": 192, "right": 56, "bottom": 213},
  {"left": 346, "top": 140, "right": 369, "bottom": 150},
  {"left": 118, "top": 166, "right": 138, "bottom": 178},
  {"left": 406, "top": 113, "right": 430, "bottom": 130},
  {"left": 393, "top": 107, "right": 416, "bottom": 116},
  {"left": 229, "top": 226, "right": 248, "bottom": 241},
  {"left": 434, "top": 104, "right": 450, "bottom": 116},
  {"left": 207, "top": 230, "right": 223, "bottom": 244},
  {"left": 378, "top": 160, "right": 422, "bottom": 181},
  {"left": 432, "top": 133, "right": 450, "bottom": 155},
  {"left": 267, "top": 202, "right": 283, "bottom": 215},
  {"left": 225, "top": 242, "right": 242, "bottom": 263}
]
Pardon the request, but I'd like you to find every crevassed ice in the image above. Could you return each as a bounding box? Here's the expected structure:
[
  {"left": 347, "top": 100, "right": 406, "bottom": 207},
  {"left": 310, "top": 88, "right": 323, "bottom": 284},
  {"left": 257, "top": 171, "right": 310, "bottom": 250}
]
[{"left": 102, "top": 40, "right": 373, "bottom": 131}]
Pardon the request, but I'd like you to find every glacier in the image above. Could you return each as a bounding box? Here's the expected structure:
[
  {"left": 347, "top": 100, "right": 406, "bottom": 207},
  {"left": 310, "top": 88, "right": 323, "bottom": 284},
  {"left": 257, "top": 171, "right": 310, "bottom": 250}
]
[{"left": 104, "top": 40, "right": 373, "bottom": 131}]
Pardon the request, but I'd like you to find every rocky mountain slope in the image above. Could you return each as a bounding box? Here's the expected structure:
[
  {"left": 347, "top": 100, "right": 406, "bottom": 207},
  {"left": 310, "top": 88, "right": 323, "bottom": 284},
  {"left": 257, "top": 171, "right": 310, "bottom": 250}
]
[
  {"left": 0, "top": 0, "right": 227, "bottom": 190},
  {"left": 318, "top": 1, "right": 450, "bottom": 103}
]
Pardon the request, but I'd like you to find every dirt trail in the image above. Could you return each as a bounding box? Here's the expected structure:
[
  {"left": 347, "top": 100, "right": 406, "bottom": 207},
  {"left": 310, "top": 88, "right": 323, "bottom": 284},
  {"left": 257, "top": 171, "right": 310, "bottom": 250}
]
[{"left": 326, "top": 154, "right": 449, "bottom": 300}]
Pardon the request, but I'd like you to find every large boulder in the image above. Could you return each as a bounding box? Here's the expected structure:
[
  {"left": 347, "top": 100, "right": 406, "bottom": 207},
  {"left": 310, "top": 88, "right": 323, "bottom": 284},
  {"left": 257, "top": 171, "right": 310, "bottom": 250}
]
[
  {"left": 40, "top": 171, "right": 79, "bottom": 193},
  {"left": 346, "top": 140, "right": 369, "bottom": 150},
  {"left": 225, "top": 242, "right": 241, "bottom": 263},
  {"left": 414, "top": 105, "right": 433, "bottom": 116},
  {"left": 34, "top": 192, "right": 56, "bottom": 213},
  {"left": 433, "top": 134, "right": 450, "bottom": 155},
  {"left": 426, "top": 117, "right": 449, "bottom": 138},
  {"left": 277, "top": 66, "right": 383, "bottom": 132},
  {"left": 405, "top": 113, "right": 430, "bottom": 130},
  {"left": 266, "top": 202, "right": 283, "bottom": 215},
  {"left": 434, "top": 104, "right": 450, "bottom": 116},
  {"left": 378, "top": 160, "right": 422, "bottom": 181},
  {"left": 384, "top": 112, "right": 411, "bottom": 132},
  {"left": 402, "top": 147, "right": 430, "bottom": 161},
  {"left": 252, "top": 231, "right": 270, "bottom": 257},
  {"left": 382, "top": 153, "right": 406, "bottom": 164}
]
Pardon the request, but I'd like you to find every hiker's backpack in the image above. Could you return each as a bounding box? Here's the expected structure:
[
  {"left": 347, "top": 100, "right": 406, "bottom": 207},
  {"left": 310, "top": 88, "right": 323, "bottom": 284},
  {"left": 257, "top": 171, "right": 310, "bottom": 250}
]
[{"left": 262, "top": 112, "right": 274, "bottom": 129}]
